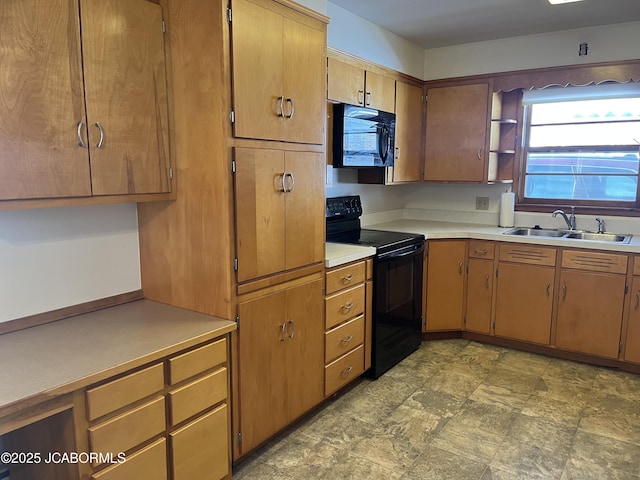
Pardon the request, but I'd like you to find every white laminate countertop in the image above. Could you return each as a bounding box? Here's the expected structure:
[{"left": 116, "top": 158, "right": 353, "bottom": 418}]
[
  {"left": 0, "top": 300, "right": 236, "bottom": 420},
  {"left": 365, "top": 219, "right": 640, "bottom": 254},
  {"left": 325, "top": 242, "right": 376, "bottom": 268}
]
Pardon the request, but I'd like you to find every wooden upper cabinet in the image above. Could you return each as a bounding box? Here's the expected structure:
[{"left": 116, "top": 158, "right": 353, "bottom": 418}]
[
  {"left": 81, "top": 0, "right": 171, "bottom": 195},
  {"left": 230, "top": 0, "right": 326, "bottom": 145},
  {"left": 390, "top": 81, "right": 423, "bottom": 183},
  {"left": 0, "top": 0, "right": 90, "bottom": 200},
  {"left": 0, "top": 0, "right": 171, "bottom": 201},
  {"left": 424, "top": 83, "right": 490, "bottom": 182},
  {"left": 233, "top": 147, "right": 324, "bottom": 283},
  {"left": 327, "top": 58, "right": 396, "bottom": 113}
]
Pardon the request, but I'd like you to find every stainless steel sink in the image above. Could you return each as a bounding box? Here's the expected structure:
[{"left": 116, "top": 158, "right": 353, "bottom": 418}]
[
  {"left": 503, "top": 227, "right": 632, "bottom": 243},
  {"left": 503, "top": 227, "right": 569, "bottom": 238},
  {"left": 564, "top": 232, "right": 632, "bottom": 244}
]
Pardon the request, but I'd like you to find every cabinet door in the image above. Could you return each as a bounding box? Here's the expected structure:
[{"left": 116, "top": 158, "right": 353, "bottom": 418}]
[
  {"left": 282, "top": 16, "right": 325, "bottom": 144},
  {"left": 391, "top": 81, "right": 423, "bottom": 183},
  {"left": 0, "top": 0, "right": 91, "bottom": 200},
  {"left": 327, "top": 58, "right": 364, "bottom": 106},
  {"left": 424, "top": 83, "right": 489, "bottom": 182},
  {"left": 171, "top": 405, "right": 229, "bottom": 480},
  {"left": 625, "top": 276, "right": 640, "bottom": 363},
  {"left": 237, "top": 279, "right": 323, "bottom": 454},
  {"left": 284, "top": 151, "right": 325, "bottom": 271},
  {"left": 556, "top": 270, "right": 625, "bottom": 359},
  {"left": 231, "top": 0, "right": 284, "bottom": 141},
  {"left": 81, "top": 0, "right": 171, "bottom": 195},
  {"left": 365, "top": 71, "right": 396, "bottom": 113},
  {"left": 494, "top": 263, "right": 554, "bottom": 345},
  {"left": 285, "top": 278, "right": 324, "bottom": 419},
  {"left": 465, "top": 258, "right": 493, "bottom": 334},
  {"left": 237, "top": 289, "right": 289, "bottom": 453},
  {"left": 425, "top": 241, "right": 466, "bottom": 331},
  {"left": 234, "top": 148, "right": 286, "bottom": 282}
]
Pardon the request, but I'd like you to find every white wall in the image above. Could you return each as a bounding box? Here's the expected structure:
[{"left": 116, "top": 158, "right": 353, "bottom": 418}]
[
  {"left": 424, "top": 21, "right": 640, "bottom": 80},
  {"left": 326, "top": 2, "right": 425, "bottom": 78},
  {"left": 0, "top": 204, "right": 141, "bottom": 323}
]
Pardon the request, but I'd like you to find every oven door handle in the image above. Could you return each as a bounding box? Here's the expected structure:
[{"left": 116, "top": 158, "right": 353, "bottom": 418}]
[{"left": 377, "top": 243, "right": 424, "bottom": 260}]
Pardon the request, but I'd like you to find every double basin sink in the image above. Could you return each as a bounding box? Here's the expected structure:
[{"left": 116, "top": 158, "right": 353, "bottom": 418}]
[{"left": 503, "top": 227, "right": 632, "bottom": 244}]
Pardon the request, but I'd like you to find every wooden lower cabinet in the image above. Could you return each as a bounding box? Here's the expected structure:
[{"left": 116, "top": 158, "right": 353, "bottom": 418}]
[
  {"left": 425, "top": 240, "right": 466, "bottom": 331},
  {"left": 555, "top": 267, "right": 626, "bottom": 359},
  {"left": 465, "top": 258, "right": 494, "bottom": 334},
  {"left": 494, "top": 262, "right": 554, "bottom": 345},
  {"left": 237, "top": 277, "right": 324, "bottom": 454},
  {"left": 625, "top": 275, "right": 640, "bottom": 363},
  {"left": 171, "top": 405, "right": 229, "bottom": 480}
]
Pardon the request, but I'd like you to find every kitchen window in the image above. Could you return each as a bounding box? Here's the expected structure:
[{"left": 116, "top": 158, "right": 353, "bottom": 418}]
[{"left": 520, "top": 83, "right": 640, "bottom": 208}]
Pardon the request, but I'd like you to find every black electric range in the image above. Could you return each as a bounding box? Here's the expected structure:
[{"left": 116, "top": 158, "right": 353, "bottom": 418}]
[{"left": 326, "top": 195, "right": 425, "bottom": 378}]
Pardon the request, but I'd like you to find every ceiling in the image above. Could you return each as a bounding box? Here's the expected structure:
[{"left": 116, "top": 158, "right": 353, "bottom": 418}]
[{"left": 328, "top": 0, "right": 640, "bottom": 49}]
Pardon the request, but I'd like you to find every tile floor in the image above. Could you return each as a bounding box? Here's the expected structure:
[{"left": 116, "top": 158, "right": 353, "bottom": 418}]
[{"left": 233, "top": 339, "right": 640, "bottom": 480}]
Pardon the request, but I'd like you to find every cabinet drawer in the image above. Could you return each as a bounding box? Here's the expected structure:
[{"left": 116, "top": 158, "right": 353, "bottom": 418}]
[
  {"left": 325, "top": 315, "right": 365, "bottom": 364},
  {"left": 169, "top": 338, "right": 227, "bottom": 385},
  {"left": 325, "top": 284, "right": 365, "bottom": 329},
  {"left": 326, "top": 261, "right": 366, "bottom": 295},
  {"left": 86, "top": 363, "right": 164, "bottom": 421},
  {"left": 92, "top": 438, "right": 167, "bottom": 480},
  {"left": 169, "top": 368, "right": 227, "bottom": 426},
  {"left": 89, "top": 396, "right": 165, "bottom": 462},
  {"left": 469, "top": 240, "right": 495, "bottom": 259},
  {"left": 170, "top": 404, "right": 229, "bottom": 480},
  {"left": 325, "top": 345, "right": 365, "bottom": 397},
  {"left": 634, "top": 256, "right": 640, "bottom": 276},
  {"left": 562, "top": 250, "right": 628, "bottom": 274},
  {"left": 499, "top": 244, "right": 556, "bottom": 266}
]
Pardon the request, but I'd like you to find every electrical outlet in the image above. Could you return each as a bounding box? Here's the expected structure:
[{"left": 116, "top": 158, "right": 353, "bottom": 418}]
[{"left": 476, "top": 197, "right": 489, "bottom": 210}]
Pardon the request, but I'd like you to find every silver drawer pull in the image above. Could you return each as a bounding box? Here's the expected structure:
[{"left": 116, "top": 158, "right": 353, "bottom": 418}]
[
  {"left": 340, "top": 366, "right": 353, "bottom": 377},
  {"left": 341, "top": 335, "right": 354, "bottom": 344},
  {"left": 342, "top": 274, "right": 354, "bottom": 282},
  {"left": 474, "top": 249, "right": 488, "bottom": 255},
  {"left": 341, "top": 303, "right": 354, "bottom": 312}
]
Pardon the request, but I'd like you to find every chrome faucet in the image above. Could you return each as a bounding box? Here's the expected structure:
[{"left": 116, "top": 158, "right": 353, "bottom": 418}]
[
  {"left": 595, "top": 217, "right": 605, "bottom": 234},
  {"left": 552, "top": 207, "right": 576, "bottom": 230}
]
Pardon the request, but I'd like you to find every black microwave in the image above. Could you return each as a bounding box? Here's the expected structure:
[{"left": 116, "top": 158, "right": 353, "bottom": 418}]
[{"left": 333, "top": 103, "right": 395, "bottom": 168}]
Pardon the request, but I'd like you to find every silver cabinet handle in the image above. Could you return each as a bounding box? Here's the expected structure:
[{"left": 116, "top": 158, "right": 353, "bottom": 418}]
[
  {"left": 279, "top": 323, "right": 287, "bottom": 342},
  {"left": 77, "top": 121, "right": 86, "bottom": 148},
  {"left": 341, "top": 303, "right": 354, "bottom": 312},
  {"left": 485, "top": 274, "right": 490, "bottom": 289},
  {"left": 342, "top": 274, "right": 354, "bottom": 283},
  {"left": 365, "top": 91, "right": 372, "bottom": 106},
  {"left": 474, "top": 249, "right": 488, "bottom": 255},
  {"left": 285, "top": 172, "right": 295, "bottom": 192},
  {"left": 277, "top": 96, "right": 285, "bottom": 117},
  {"left": 635, "top": 292, "right": 639, "bottom": 309},
  {"left": 477, "top": 148, "right": 483, "bottom": 160},
  {"left": 562, "top": 284, "right": 567, "bottom": 300},
  {"left": 285, "top": 98, "right": 294, "bottom": 119},
  {"left": 340, "top": 366, "right": 353, "bottom": 377},
  {"left": 280, "top": 173, "right": 287, "bottom": 192},
  {"left": 546, "top": 283, "right": 551, "bottom": 297},
  {"left": 95, "top": 122, "right": 104, "bottom": 149},
  {"left": 288, "top": 320, "right": 295, "bottom": 339},
  {"left": 395, "top": 147, "right": 400, "bottom": 159},
  {"left": 357, "top": 90, "right": 364, "bottom": 105},
  {"left": 341, "top": 335, "right": 354, "bottom": 344},
  {"left": 459, "top": 261, "right": 464, "bottom": 274}
]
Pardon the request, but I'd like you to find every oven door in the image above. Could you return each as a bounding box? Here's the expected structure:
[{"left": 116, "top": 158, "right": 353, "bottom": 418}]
[{"left": 370, "top": 241, "right": 424, "bottom": 378}]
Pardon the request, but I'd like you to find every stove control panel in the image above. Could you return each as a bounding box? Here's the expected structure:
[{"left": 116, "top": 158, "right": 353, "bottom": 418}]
[{"left": 326, "top": 195, "right": 362, "bottom": 219}]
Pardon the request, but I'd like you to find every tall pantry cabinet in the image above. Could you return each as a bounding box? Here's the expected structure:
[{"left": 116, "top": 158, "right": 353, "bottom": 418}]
[{"left": 137, "top": 0, "right": 329, "bottom": 466}]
